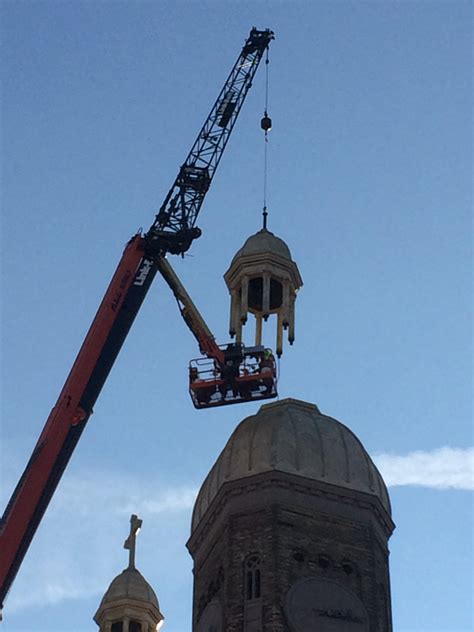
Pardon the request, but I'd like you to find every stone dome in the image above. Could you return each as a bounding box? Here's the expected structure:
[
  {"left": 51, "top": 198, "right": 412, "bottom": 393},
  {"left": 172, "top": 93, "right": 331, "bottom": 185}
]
[
  {"left": 231, "top": 228, "right": 292, "bottom": 264},
  {"left": 192, "top": 398, "right": 390, "bottom": 531},
  {"left": 98, "top": 568, "right": 160, "bottom": 609}
]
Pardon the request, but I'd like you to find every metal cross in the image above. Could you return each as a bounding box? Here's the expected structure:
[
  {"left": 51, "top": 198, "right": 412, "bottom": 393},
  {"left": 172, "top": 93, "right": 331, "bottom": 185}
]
[{"left": 123, "top": 514, "right": 142, "bottom": 569}]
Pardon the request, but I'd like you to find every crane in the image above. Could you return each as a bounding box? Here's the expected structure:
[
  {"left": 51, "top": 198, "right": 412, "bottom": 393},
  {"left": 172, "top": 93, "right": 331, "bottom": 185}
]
[{"left": 0, "top": 27, "right": 274, "bottom": 613}]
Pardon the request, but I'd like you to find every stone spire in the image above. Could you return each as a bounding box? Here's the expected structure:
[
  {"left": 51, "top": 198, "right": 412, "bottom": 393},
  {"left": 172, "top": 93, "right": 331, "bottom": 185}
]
[{"left": 94, "top": 515, "right": 164, "bottom": 632}]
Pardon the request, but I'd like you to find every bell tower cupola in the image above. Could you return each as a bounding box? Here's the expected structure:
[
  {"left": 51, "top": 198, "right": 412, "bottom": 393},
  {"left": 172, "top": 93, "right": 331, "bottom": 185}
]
[{"left": 224, "top": 228, "right": 303, "bottom": 357}]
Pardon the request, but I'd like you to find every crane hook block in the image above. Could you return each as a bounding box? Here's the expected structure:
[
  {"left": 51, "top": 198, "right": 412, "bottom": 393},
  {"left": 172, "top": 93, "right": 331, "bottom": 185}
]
[{"left": 261, "top": 114, "right": 272, "bottom": 132}]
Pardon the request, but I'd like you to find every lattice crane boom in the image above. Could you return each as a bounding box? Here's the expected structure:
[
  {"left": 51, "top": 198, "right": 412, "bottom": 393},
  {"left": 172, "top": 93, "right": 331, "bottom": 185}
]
[{"left": 146, "top": 27, "right": 274, "bottom": 255}]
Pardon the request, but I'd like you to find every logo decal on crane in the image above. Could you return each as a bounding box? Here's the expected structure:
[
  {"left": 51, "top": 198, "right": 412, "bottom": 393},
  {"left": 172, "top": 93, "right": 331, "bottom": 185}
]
[{"left": 134, "top": 259, "right": 153, "bottom": 286}]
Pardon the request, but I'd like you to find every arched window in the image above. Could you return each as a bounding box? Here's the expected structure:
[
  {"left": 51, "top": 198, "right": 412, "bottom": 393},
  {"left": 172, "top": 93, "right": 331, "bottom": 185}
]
[
  {"left": 245, "top": 554, "right": 261, "bottom": 600},
  {"left": 111, "top": 623, "right": 123, "bottom": 632}
]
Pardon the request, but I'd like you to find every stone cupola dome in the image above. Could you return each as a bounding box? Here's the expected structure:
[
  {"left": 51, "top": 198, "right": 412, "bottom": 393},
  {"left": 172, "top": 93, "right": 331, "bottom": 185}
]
[
  {"left": 230, "top": 227, "right": 292, "bottom": 264},
  {"left": 98, "top": 568, "right": 160, "bottom": 609},
  {"left": 191, "top": 398, "right": 390, "bottom": 532}
]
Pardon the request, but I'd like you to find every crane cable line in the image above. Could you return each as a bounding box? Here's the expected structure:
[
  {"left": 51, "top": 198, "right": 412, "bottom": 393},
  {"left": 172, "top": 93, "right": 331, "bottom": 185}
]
[
  {"left": 261, "top": 47, "right": 272, "bottom": 229},
  {"left": 261, "top": 50, "right": 280, "bottom": 399}
]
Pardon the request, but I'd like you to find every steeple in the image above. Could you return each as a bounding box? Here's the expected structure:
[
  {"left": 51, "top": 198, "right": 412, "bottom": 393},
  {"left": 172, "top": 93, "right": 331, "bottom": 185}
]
[
  {"left": 188, "top": 399, "right": 395, "bottom": 631},
  {"left": 94, "top": 515, "right": 164, "bottom": 632}
]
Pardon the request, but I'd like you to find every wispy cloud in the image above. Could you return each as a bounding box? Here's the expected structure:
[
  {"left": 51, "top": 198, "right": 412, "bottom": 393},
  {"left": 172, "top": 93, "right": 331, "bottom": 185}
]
[
  {"left": 373, "top": 447, "right": 474, "bottom": 490},
  {"left": 52, "top": 469, "right": 198, "bottom": 516},
  {"left": 4, "top": 467, "right": 198, "bottom": 613}
]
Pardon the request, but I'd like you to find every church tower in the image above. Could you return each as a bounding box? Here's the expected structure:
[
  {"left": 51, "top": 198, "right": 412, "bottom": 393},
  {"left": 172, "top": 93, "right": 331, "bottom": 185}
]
[
  {"left": 94, "top": 515, "right": 164, "bottom": 632},
  {"left": 187, "top": 398, "right": 394, "bottom": 632}
]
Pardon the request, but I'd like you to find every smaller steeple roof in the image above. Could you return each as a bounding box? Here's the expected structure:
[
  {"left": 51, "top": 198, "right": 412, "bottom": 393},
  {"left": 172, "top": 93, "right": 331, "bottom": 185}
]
[
  {"left": 98, "top": 567, "right": 160, "bottom": 609},
  {"left": 94, "top": 515, "right": 164, "bottom": 630}
]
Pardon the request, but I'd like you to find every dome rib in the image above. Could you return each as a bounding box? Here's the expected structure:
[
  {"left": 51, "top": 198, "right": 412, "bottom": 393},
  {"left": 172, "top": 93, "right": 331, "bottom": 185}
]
[
  {"left": 269, "top": 410, "right": 279, "bottom": 468},
  {"left": 248, "top": 412, "right": 259, "bottom": 472},
  {"left": 208, "top": 458, "right": 218, "bottom": 505},
  {"left": 336, "top": 422, "right": 350, "bottom": 484},
  {"left": 287, "top": 405, "right": 301, "bottom": 472},
  {"left": 311, "top": 411, "right": 326, "bottom": 478},
  {"left": 364, "top": 446, "right": 375, "bottom": 492},
  {"left": 99, "top": 568, "right": 159, "bottom": 609},
  {"left": 230, "top": 228, "right": 293, "bottom": 265},
  {"left": 215, "top": 441, "right": 226, "bottom": 488}
]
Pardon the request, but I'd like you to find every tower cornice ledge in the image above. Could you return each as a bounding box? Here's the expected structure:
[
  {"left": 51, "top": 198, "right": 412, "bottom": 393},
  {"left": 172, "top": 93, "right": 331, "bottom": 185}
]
[{"left": 187, "top": 468, "right": 395, "bottom": 557}]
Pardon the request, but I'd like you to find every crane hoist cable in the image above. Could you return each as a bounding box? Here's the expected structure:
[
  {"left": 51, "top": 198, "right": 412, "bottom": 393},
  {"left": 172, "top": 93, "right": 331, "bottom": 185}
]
[{"left": 261, "top": 47, "right": 272, "bottom": 229}]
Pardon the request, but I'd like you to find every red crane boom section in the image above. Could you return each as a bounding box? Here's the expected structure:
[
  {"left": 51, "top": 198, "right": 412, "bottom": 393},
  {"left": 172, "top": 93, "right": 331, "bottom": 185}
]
[{"left": 0, "top": 235, "right": 145, "bottom": 607}]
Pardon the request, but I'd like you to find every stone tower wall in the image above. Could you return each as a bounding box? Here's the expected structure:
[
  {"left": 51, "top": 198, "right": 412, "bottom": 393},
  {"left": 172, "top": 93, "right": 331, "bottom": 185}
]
[{"left": 188, "top": 471, "right": 394, "bottom": 632}]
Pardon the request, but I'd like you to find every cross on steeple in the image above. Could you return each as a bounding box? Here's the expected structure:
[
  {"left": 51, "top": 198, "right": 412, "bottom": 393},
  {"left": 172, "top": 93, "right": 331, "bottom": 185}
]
[{"left": 123, "top": 514, "right": 142, "bottom": 570}]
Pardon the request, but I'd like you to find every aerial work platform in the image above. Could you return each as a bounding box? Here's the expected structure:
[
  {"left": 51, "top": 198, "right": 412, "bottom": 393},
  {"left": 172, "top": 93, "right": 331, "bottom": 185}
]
[{"left": 189, "top": 344, "right": 277, "bottom": 408}]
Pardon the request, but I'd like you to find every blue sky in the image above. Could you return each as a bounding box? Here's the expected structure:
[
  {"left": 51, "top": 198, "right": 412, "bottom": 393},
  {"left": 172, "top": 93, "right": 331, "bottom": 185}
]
[{"left": 1, "top": 1, "right": 472, "bottom": 631}]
